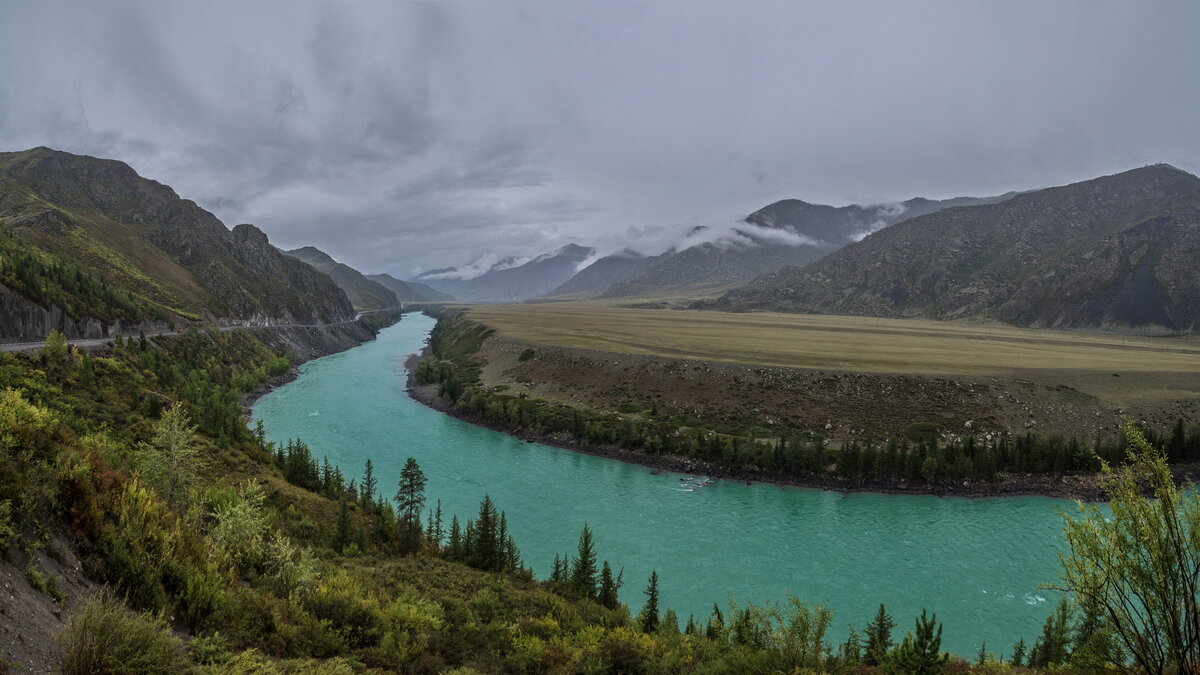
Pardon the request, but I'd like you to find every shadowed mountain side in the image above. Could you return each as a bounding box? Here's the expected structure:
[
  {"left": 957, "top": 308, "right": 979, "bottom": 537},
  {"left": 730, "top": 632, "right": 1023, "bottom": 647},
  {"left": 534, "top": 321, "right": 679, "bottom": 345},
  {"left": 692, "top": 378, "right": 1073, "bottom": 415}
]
[
  {"left": 284, "top": 246, "right": 398, "bottom": 311},
  {"left": 365, "top": 273, "right": 455, "bottom": 302},
  {"left": 703, "top": 165, "right": 1200, "bottom": 334},
  {"left": 551, "top": 194, "right": 1012, "bottom": 300}
]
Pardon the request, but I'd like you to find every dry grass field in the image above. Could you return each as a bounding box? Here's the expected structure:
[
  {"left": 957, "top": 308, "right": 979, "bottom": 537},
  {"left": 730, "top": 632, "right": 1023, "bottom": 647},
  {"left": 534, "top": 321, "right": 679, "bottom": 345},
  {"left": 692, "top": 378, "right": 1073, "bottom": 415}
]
[{"left": 464, "top": 304, "right": 1200, "bottom": 406}]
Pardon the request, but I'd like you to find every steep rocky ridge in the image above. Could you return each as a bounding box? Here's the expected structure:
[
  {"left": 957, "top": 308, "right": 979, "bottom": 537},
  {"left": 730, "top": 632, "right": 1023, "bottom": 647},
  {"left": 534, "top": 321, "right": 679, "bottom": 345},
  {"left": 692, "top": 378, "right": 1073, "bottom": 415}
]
[
  {"left": 0, "top": 147, "right": 354, "bottom": 337},
  {"left": 284, "top": 246, "right": 398, "bottom": 310},
  {"left": 706, "top": 165, "right": 1200, "bottom": 334}
]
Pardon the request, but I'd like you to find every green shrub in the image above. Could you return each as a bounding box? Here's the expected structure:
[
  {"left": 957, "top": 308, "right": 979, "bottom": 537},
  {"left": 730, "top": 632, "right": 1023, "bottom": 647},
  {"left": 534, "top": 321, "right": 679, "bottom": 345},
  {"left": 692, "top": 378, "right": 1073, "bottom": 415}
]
[
  {"left": 57, "top": 590, "right": 191, "bottom": 674},
  {"left": 617, "top": 401, "right": 640, "bottom": 414},
  {"left": 0, "top": 500, "right": 13, "bottom": 551},
  {"left": 903, "top": 422, "right": 940, "bottom": 444},
  {"left": 517, "top": 348, "right": 536, "bottom": 362},
  {"left": 26, "top": 565, "right": 67, "bottom": 605}
]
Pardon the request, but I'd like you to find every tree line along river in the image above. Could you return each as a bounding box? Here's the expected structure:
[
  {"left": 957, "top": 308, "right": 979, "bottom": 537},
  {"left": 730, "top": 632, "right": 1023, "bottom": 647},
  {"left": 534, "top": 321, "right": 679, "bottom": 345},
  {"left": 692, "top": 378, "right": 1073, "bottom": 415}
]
[{"left": 252, "top": 313, "right": 1072, "bottom": 657}]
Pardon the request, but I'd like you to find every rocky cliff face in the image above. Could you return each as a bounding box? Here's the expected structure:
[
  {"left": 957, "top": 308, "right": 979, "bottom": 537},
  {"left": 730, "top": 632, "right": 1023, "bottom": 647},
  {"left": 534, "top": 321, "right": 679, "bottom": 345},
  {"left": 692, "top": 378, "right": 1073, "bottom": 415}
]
[
  {"left": 707, "top": 165, "right": 1200, "bottom": 334},
  {"left": 0, "top": 284, "right": 170, "bottom": 341}
]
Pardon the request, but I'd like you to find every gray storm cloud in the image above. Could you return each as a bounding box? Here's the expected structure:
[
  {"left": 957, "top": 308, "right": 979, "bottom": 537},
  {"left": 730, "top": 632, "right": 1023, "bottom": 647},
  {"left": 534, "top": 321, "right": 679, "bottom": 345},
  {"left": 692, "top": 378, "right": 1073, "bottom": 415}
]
[{"left": 1, "top": 0, "right": 1197, "bottom": 278}]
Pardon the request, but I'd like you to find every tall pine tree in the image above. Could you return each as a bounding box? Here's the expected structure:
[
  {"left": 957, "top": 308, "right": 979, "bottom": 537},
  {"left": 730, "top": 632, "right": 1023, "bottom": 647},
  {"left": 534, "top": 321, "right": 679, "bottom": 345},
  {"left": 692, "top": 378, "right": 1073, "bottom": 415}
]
[
  {"left": 570, "top": 524, "right": 598, "bottom": 599},
  {"left": 597, "top": 561, "right": 623, "bottom": 610},
  {"left": 864, "top": 603, "right": 896, "bottom": 666},
  {"left": 360, "top": 458, "right": 377, "bottom": 509},
  {"left": 395, "top": 457, "right": 427, "bottom": 554},
  {"left": 639, "top": 570, "right": 660, "bottom": 633}
]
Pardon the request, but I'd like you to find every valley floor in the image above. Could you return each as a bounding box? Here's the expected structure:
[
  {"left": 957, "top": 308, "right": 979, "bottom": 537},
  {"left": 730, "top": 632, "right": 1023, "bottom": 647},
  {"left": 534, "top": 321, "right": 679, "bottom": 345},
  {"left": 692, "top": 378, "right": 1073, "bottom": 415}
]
[
  {"left": 463, "top": 304, "right": 1200, "bottom": 441},
  {"left": 409, "top": 304, "right": 1200, "bottom": 498}
]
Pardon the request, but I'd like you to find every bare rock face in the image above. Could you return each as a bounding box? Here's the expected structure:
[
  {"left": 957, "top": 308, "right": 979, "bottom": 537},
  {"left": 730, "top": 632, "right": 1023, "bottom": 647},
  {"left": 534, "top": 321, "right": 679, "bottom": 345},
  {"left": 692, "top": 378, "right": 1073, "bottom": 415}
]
[
  {"left": 0, "top": 285, "right": 168, "bottom": 341},
  {"left": 707, "top": 165, "right": 1200, "bottom": 334}
]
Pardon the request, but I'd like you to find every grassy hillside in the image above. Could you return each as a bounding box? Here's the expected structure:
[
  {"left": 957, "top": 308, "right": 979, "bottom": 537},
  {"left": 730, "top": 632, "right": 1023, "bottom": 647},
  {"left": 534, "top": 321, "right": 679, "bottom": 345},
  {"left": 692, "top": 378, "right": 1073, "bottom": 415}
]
[{"left": 0, "top": 147, "right": 353, "bottom": 328}]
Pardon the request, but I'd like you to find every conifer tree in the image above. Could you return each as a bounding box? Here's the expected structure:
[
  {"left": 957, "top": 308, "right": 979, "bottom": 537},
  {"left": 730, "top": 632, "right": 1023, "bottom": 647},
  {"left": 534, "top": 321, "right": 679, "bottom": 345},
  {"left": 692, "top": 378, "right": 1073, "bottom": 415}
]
[
  {"left": 425, "top": 499, "right": 444, "bottom": 548},
  {"left": 142, "top": 401, "right": 203, "bottom": 510},
  {"left": 864, "top": 603, "right": 896, "bottom": 665},
  {"left": 639, "top": 569, "right": 660, "bottom": 633},
  {"left": 597, "top": 561, "right": 622, "bottom": 610},
  {"left": 1028, "top": 597, "right": 1072, "bottom": 668},
  {"left": 469, "top": 494, "right": 500, "bottom": 570},
  {"left": 550, "top": 553, "right": 567, "bottom": 583},
  {"left": 890, "top": 610, "right": 948, "bottom": 674},
  {"left": 840, "top": 626, "right": 862, "bottom": 664},
  {"left": 395, "top": 457, "right": 427, "bottom": 554},
  {"left": 332, "top": 497, "right": 352, "bottom": 552},
  {"left": 447, "top": 515, "right": 462, "bottom": 559},
  {"left": 1010, "top": 637, "right": 1027, "bottom": 667},
  {"left": 360, "top": 458, "right": 377, "bottom": 508},
  {"left": 975, "top": 641, "right": 988, "bottom": 666},
  {"left": 661, "top": 608, "right": 680, "bottom": 636},
  {"left": 706, "top": 604, "right": 725, "bottom": 640},
  {"left": 570, "top": 524, "right": 598, "bottom": 598}
]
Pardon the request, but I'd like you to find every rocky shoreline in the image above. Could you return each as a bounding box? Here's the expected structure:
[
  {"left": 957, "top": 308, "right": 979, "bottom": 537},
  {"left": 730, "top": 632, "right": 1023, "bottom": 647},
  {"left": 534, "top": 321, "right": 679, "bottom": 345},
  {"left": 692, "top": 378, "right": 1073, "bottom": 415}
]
[{"left": 402, "top": 347, "right": 1122, "bottom": 501}]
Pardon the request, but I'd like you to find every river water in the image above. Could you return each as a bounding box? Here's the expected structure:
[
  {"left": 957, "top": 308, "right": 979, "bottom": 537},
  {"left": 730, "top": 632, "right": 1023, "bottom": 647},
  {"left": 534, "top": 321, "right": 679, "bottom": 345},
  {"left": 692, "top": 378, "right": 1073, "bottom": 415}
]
[{"left": 252, "top": 314, "right": 1072, "bottom": 656}]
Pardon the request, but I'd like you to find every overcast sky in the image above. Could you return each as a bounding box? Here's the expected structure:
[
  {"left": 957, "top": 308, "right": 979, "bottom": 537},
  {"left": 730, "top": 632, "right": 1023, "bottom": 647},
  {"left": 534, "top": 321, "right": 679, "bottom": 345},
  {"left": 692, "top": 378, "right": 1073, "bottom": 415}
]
[{"left": 2, "top": 1, "right": 1198, "bottom": 277}]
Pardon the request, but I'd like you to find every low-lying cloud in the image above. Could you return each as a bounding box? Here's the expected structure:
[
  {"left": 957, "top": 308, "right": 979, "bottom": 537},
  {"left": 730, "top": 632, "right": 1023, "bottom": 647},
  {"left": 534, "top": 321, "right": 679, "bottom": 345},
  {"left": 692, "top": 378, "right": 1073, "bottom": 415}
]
[
  {"left": 574, "top": 219, "right": 820, "bottom": 272},
  {"left": 2, "top": 1, "right": 1196, "bottom": 276},
  {"left": 849, "top": 203, "right": 908, "bottom": 243}
]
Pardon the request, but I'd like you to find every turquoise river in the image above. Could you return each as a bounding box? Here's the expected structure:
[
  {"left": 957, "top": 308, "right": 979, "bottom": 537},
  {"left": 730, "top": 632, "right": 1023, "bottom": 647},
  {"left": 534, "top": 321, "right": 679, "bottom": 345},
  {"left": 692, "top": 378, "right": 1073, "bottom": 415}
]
[{"left": 252, "top": 313, "right": 1074, "bottom": 656}]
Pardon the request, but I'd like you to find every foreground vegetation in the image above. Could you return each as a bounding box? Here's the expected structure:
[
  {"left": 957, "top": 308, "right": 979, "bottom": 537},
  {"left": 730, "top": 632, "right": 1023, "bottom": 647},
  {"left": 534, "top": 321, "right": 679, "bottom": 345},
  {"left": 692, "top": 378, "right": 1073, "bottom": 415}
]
[
  {"left": 1, "top": 321, "right": 1196, "bottom": 672},
  {"left": 416, "top": 313, "right": 1200, "bottom": 487}
]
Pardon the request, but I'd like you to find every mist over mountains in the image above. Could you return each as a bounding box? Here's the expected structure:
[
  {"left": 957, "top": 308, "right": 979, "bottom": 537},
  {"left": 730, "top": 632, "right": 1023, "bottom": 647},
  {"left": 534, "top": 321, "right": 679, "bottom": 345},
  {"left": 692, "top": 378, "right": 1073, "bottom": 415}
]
[
  {"left": 545, "top": 193, "right": 1014, "bottom": 300},
  {"left": 703, "top": 164, "right": 1200, "bottom": 333},
  {"left": 1, "top": 146, "right": 1196, "bottom": 336},
  {"left": 411, "top": 244, "right": 594, "bottom": 303}
]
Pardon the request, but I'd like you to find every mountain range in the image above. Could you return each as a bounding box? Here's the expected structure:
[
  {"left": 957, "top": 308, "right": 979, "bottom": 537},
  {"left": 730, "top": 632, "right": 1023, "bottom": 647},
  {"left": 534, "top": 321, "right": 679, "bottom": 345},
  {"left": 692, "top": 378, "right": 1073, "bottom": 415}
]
[
  {"left": 285, "top": 246, "right": 400, "bottom": 311},
  {"left": 3, "top": 146, "right": 1196, "bottom": 338},
  {"left": 412, "top": 244, "right": 594, "bottom": 302},
  {"left": 0, "top": 147, "right": 353, "bottom": 338},
  {"left": 365, "top": 273, "right": 455, "bottom": 303},
  {"left": 546, "top": 194, "right": 1013, "bottom": 300},
  {"left": 704, "top": 164, "right": 1200, "bottom": 333}
]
